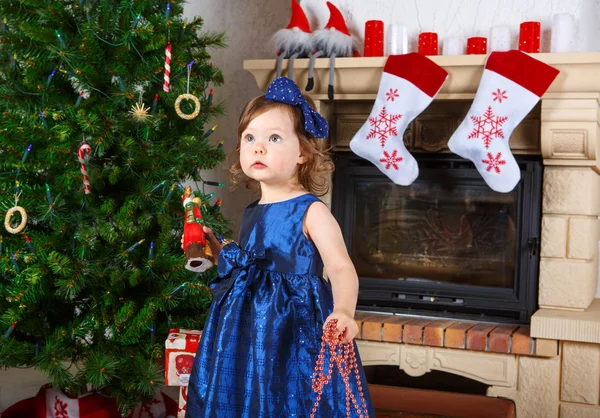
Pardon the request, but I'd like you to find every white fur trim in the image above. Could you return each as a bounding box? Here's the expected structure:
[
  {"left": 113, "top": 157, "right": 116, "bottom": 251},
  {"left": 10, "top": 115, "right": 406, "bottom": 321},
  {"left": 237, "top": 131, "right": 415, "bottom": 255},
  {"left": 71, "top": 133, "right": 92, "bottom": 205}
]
[
  {"left": 272, "top": 28, "right": 313, "bottom": 57},
  {"left": 311, "top": 29, "right": 354, "bottom": 57},
  {"left": 69, "top": 76, "right": 90, "bottom": 99},
  {"left": 183, "top": 197, "right": 193, "bottom": 206}
]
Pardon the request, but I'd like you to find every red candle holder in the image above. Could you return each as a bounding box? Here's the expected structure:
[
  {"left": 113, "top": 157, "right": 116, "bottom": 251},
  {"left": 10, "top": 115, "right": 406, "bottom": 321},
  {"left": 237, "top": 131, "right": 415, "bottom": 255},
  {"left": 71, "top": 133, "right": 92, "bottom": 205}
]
[
  {"left": 466, "top": 36, "right": 488, "bottom": 54},
  {"left": 364, "top": 20, "right": 384, "bottom": 57},
  {"left": 519, "top": 21, "right": 541, "bottom": 53},
  {"left": 418, "top": 32, "right": 438, "bottom": 55}
]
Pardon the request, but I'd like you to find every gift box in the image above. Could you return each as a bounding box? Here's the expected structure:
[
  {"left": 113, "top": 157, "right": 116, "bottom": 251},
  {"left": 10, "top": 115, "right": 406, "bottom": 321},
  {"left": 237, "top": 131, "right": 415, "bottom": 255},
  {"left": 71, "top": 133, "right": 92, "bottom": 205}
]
[{"left": 165, "top": 328, "right": 202, "bottom": 387}]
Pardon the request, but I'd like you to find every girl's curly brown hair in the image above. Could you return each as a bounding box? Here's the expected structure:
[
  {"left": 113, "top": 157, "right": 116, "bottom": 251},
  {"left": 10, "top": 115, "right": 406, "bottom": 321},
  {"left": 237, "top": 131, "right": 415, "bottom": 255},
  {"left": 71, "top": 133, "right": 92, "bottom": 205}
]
[{"left": 229, "top": 95, "right": 334, "bottom": 197}]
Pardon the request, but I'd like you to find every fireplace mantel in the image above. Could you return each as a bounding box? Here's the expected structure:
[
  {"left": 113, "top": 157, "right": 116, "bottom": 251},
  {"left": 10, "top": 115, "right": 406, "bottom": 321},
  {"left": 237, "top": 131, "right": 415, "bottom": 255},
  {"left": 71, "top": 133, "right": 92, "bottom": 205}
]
[
  {"left": 243, "top": 52, "right": 600, "bottom": 100},
  {"left": 244, "top": 52, "right": 600, "bottom": 344}
]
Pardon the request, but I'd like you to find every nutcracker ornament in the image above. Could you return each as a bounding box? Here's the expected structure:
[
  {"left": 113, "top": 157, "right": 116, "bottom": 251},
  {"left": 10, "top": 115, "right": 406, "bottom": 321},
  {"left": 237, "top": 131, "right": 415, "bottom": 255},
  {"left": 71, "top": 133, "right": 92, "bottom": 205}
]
[{"left": 182, "top": 186, "right": 214, "bottom": 272}]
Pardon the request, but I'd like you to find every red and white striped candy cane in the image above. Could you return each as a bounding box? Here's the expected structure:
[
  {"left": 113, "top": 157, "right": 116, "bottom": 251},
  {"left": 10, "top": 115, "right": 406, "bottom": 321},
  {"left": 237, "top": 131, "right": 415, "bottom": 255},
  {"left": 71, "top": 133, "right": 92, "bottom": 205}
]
[
  {"left": 78, "top": 142, "right": 91, "bottom": 194},
  {"left": 163, "top": 41, "right": 171, "bottom": 92}
]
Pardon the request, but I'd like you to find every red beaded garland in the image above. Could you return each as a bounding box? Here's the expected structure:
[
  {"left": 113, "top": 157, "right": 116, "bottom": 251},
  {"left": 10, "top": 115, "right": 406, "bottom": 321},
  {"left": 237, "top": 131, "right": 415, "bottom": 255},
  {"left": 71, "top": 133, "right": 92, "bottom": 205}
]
[{"left": 310, "top": 319, "right": 369, "bottom": 418}]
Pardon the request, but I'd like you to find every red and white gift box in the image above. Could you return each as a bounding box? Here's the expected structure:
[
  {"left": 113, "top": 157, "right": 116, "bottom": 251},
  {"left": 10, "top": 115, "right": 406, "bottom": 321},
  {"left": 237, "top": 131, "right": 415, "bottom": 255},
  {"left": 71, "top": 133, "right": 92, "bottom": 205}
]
[
  {"left": 165, "top": 329, "right": 202, "bottom": 418},
  {"left": 165, "top": 329, "right": 202, "bottom": 387}
]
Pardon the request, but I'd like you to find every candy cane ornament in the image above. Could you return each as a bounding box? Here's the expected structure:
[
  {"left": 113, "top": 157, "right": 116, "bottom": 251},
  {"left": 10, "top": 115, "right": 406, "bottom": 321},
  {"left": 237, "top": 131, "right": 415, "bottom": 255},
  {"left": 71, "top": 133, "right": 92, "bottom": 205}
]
[
  {"left": 78, "top": 141, "right": 92, "bottom": 194},
  {"left": 163, "top": 41, "right": 171, "bottom": 92}
]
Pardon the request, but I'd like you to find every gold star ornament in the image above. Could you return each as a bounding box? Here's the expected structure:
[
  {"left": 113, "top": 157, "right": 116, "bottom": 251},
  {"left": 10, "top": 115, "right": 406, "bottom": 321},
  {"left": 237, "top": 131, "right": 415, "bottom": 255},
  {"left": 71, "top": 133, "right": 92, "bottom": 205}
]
[{"left": 129, "top": 100, "right": 150, "bottom": 122}]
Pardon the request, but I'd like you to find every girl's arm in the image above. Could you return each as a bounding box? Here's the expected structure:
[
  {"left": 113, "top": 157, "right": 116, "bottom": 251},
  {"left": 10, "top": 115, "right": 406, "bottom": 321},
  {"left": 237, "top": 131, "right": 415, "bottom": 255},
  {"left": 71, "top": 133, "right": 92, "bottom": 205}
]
[{"left": 304, "top": 202, "right": 360, "bottom": 343}]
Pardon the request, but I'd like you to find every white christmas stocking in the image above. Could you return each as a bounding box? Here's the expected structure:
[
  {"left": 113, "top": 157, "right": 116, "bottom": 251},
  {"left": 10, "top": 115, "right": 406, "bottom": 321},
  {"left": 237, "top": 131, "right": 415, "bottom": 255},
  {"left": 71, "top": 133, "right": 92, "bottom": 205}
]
[
  {"left": 349, "top": 53, "right": 448, "bottom": 185},
  {"left": 448, "top": 50, "right": 559, "bottom": 193}
]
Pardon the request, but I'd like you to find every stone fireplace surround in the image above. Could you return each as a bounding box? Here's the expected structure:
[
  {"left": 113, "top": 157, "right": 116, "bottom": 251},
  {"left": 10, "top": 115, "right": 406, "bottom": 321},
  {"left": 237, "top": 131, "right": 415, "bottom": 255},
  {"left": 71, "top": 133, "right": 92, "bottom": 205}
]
[{"left": 244, "top": 53, "right": 600, "bottom": 418}]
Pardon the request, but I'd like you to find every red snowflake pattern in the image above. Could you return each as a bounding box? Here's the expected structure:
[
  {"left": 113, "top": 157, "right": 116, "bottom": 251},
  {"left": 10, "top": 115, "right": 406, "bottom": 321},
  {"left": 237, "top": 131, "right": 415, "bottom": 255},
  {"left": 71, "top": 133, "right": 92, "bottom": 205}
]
[
  {"left": 367, "top": 107, "right": 403, "bottom": 147},
  {"left": 468, "top": 106, "right": 508, "bottom": 149},
  {"left": 492, "top": 88, "right": 508, "bottom": 103},
  {"left": 379, "top": 149, "right": 403, "bottom": 170},
  {"left": 482, "top": 152, "right": 506, "bottom": 174},
  {"left": 386, "top": 88, "right": 399, "bottom": 101},
  {"left": 138, "top": 398, "right": 162, "bottom": 418},
  {"left": 54, "top": 396, "right": 69, "bottom": 418}
]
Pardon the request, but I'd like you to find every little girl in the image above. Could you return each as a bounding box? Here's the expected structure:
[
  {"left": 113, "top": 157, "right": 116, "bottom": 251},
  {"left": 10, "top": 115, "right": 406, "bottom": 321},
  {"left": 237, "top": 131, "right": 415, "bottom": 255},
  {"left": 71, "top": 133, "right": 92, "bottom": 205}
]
[{"left": 185, "top": 77, "right": 375, "bottom": 417}]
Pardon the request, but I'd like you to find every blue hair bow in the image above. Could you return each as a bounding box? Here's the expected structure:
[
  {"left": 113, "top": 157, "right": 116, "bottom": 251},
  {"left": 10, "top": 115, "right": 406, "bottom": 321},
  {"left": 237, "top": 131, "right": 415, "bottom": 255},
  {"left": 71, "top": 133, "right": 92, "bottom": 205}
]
[{"left": 265, "top": 77, "right": 329, "bottom": 138}]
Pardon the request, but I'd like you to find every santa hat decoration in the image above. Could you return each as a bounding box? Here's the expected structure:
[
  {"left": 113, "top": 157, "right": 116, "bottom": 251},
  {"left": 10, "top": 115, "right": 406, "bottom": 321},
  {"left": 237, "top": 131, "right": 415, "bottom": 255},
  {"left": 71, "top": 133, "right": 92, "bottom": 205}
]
[
  {"left": 307, "top": 1, "right": 359, "bottom": 99},
  {"left": 272, "top": 0, "right": 313, "bottom": 79}
]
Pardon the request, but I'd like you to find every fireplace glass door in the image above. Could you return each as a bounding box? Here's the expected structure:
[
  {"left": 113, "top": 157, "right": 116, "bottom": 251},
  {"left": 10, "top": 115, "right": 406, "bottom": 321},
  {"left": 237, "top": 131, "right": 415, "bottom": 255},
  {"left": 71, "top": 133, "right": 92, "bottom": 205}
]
[{"left": 333, "top": 153, "right": 543, "bottom": 323}]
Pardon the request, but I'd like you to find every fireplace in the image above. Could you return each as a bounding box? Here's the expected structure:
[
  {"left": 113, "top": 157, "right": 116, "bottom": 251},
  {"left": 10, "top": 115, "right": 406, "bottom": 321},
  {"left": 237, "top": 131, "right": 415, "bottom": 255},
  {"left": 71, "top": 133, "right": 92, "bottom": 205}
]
[
  {"left": 333, "top": 152, "right": 542, "bottom": 323},
  {"left": 329, "top": 99, "right": 543, "bottom": 323},
  {"left": 245, "top": 53, "right": 600, "bottom": 418}
]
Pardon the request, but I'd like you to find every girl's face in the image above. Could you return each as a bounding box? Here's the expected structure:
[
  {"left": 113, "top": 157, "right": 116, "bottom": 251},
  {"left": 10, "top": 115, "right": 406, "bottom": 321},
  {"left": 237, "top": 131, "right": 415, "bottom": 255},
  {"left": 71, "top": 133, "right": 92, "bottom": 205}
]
[{"left": 239, "top": 107, "right": 306, "bottom": 187}]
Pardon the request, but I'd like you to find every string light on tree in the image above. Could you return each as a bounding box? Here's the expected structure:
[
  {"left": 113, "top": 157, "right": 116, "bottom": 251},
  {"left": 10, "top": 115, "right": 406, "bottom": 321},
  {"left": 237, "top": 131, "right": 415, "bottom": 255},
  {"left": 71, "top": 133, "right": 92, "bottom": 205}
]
[
  {"left": 45, "top": 184, "right": 54, "bottom": 206},
  {"left": 204, "top": 181, "right": 224, "bottom": 187},
  {"left": 149, "top": 241, "right": 155, "bottom": 260},
  {"left": 21, "top": 144, "right": 32, "bottom": 165},
  {"left": 39, "top": 110, "right": 48, "bottom": 129},
  {"left": 3, "top": 322, "right": 17, "bottom": 339},
  {"left": 163, "top": 184, "right": 177, "bottom": 208},
  {"left": 146, "top": 180, "right": 166, "bottom": 196},
  {"left": 126, "top": 239, "right": 145, "bottom": 253},
  {"left": 10, "top": 254, "right": 20, "bottom": 273},
  {"left": 202, "top": 125, "right": 218, "bottom": 139},
  {"left": 207, "top": 88, "right": 213, "bottom": 107},
  {"left": 25, "top": 235, "right": 36, "bottom": 254},
  {"left": 54, "top": 30, "right": 66, "bottom": 48},
  {"left": 75, "top": 91, "right": 85, "bottom": 108},
  {"left": 179, "top": 22, "right": 187, "bottom": 41},
  {"left": 132, "top": 13, "right": 141, "bottom": 29},
  {"left": 46, "top": 69, "right": 57, "bottom": 88},
  {"left": 151, "top": 94, "right": 158, "bottom": 114}
]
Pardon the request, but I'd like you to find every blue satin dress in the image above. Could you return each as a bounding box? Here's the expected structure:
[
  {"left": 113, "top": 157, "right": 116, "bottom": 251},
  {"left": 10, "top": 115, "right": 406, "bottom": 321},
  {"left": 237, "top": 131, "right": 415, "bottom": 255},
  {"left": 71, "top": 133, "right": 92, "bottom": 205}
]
[{"left": 185, "top": 193, "right": 375, "bottom": 417}]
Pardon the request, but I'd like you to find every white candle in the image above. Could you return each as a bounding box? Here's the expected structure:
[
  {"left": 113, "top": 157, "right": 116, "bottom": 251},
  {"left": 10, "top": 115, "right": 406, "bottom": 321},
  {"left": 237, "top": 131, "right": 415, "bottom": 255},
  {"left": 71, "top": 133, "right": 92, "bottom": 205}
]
[
  {"left": 387, "top": 24, "right": 408, "bottom": 55},
  {"left": 551, "top": 13, "right": 577, "bottom": 53},
  {"left": 442, "top": 37, "right": 463, "bottom": 55},
  {"left": 490, "top": 26, "right": 511, "bottom": 51}
]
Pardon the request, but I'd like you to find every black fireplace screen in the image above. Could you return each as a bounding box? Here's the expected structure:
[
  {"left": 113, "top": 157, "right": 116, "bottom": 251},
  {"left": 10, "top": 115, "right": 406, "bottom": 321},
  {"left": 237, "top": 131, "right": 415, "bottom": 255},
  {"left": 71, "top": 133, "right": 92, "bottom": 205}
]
[{"left": 333, "top": 153, "right": 543, "bottom": 323}]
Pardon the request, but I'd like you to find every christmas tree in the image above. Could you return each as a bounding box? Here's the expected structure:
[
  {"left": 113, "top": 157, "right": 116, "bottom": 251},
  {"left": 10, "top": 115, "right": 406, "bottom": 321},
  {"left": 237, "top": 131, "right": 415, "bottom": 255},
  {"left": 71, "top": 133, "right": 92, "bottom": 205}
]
[{"left": 0, "top": 0, "right": 228, "bottom": 413}]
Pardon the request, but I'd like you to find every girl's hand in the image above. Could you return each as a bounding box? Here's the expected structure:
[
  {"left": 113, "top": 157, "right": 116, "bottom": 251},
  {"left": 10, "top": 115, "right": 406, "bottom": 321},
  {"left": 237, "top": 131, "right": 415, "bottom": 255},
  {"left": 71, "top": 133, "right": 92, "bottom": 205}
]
[
  {"left": 323, "top": 310, "right": 359, "bottom": 344},
  {"left": 181, "top": 227, "right": 223, "bottom": 263},
  {"left": 203, "top": 226, "right": 223, "bottom": 261}
]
